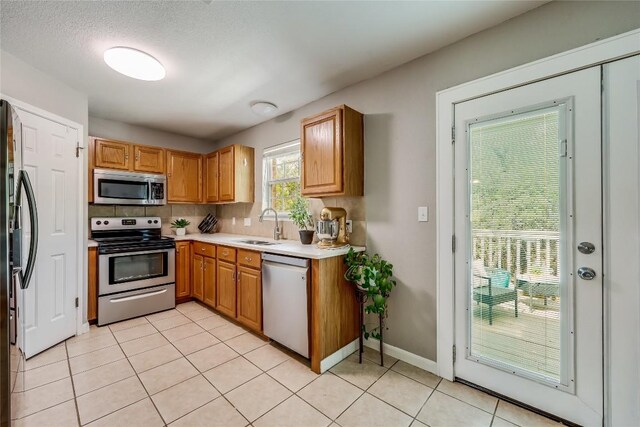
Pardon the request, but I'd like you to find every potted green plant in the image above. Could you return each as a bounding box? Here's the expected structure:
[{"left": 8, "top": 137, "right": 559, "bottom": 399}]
[
  {"left": 344, "top": 248, "right": 397, "bottom": 341},
  {"left": 289, "top": 195, "right": 315, "bottom": 244},
  {"left": 171, "top": 218, "right": 190, "bottom": 236}
]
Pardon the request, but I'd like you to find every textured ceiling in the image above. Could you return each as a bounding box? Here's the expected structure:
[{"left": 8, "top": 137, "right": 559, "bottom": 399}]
[{"left": 0, "top": 1, "right": 544, "bottom": 141}]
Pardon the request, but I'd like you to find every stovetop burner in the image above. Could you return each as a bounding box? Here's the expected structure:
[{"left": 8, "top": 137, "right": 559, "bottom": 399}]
[{"left": 91, "top": 216, "right": 175, "bottom": 254}]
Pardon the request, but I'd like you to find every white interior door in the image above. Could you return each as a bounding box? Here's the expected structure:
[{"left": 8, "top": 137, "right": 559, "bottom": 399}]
[
  {"left": 17, "top": 108, "right": 79, "bottom": 358},
  {"left": 453, "top": 66, "right": 602, "bottom": 425}
]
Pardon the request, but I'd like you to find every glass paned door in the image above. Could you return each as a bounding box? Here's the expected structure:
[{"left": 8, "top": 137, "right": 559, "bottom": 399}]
[
  {"left": 468, "top": 105, "right": 568, "bottom": 385},
  {"left": 453, "top": 66, "right": 603, "bottom": 425}
]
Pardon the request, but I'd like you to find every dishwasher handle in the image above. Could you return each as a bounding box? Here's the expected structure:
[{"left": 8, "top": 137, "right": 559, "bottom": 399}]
[
  {"left": 262, "top": 260, "right": 309, "bottom": 277},
  {"left": 262, "top": 253, "right": 309, "bottom": 268}
]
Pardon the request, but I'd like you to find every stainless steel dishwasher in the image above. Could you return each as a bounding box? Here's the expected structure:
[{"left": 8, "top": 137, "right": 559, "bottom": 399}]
[{"left": 262, "top": 253, "right": 310, "bottom": 358}]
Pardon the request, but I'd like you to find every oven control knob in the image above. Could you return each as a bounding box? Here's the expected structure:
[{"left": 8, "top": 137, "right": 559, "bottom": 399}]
[
  {"left": 154, "top": 220, "right": 158, "bottom": 224},
  {"left": 104, "top": 220, "right": 109, "bottom": 225},
  {"left": 96, "top": 221, "right": 102, "bottom": 225},
  {"left": 148, "top": 220, "right": 152, "bottom": 224}
]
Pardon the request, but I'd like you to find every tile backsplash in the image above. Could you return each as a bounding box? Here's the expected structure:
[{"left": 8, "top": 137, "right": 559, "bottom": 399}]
[
  {"left": 88, "top": 204, "right": 217, "bottom": 236},
  {"left": 215, "top": 196, "right": 366, "bottom": 246}
]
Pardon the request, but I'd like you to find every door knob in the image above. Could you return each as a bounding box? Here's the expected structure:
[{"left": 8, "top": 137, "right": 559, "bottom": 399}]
[
  {"left": 578, "top": 242, "right": 596, "bottom": 254},
  {"left": 577, "top": 267, "right": 596, "bottom": 280}
]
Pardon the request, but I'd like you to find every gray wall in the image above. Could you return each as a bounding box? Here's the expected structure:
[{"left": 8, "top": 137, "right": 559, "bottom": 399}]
[
  {"left": 0, "top": 50, "right": 88, "bottom": 134},
  {"left": 89, "top": 116, "right": 216, "bottom": 154},
  {"left": 213, "top": 1, "right": 640, "bottom": 361}
]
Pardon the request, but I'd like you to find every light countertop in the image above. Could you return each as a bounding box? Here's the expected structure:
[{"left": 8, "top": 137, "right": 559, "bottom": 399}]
[
  {"left": 167, "top": 232, "right": 364, "bottom": 260},
  {"left": 88, "top": 239, "right": 98, "bottom": 248}
]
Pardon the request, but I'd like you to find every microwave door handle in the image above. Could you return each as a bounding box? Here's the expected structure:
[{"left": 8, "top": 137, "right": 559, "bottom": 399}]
[{"left": 14, "top": 170, "right": 38, "bottom": 290}]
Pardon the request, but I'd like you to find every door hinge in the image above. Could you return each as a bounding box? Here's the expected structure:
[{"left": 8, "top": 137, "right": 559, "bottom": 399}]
[
  {"left": 75, "top": 142, "right": 84, "bottom": 158},
  {"left": 560, "top": 139, "right": 567, "bottom": 157},
  {"left": 75, "top": 297, "right": 79, "bottom": 308},
  {"left": 452, "top": 235, "right": 456, "bottom": 253},
  {"left": 453, "top": 345, "right": 457, "bottom": 363},
  {"left": 451, "top": 126, "right": 455, "bottom": 144}
]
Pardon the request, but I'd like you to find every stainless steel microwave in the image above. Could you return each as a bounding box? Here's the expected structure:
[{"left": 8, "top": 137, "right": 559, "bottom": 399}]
[{"left": 93, "top": 169, "right": 166, "bottom": 205}]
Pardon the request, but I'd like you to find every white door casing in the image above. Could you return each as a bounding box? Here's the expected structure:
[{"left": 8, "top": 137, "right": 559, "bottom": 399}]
[
  {"left": 17, "top": 108, "right": 79, "bottom": 358},
  {"left": 452, "top": 67, "right": 602, "bottom": 425},
  {"left": 602, "top": 55, "right": 640, "bottom": 427}
]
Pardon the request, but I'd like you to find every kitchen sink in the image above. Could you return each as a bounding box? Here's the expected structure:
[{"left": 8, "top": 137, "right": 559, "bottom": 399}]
[{"left": 236, "top": 239, "right": 280, "bottom": 246}]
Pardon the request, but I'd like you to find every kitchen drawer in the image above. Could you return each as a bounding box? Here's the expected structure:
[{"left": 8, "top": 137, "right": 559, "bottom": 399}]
[
  {"left": 193, "top": 242, "right": 216, "bottom": 258},
  {"left": 217, "top": 246, "right": 237, "bottom": 263},
  {"left": 238, "top": 249, "right": 261, "bottom": 269}
]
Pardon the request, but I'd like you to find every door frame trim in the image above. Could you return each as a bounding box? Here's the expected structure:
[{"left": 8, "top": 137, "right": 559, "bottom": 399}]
[
  {"left": 436, "top": 27, "right": 639, "bottom": 417},
  {"left": 0, "top": 93, "right": 87, "bottom": 338}
]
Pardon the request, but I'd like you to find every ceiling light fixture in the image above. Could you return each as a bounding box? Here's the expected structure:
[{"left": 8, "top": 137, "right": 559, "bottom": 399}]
[
  {"left": 250, "top": 101, "right": 278, "bottom": 117},
  {"left": 103, "top": 47, "right": 166, "bottom": 81}
]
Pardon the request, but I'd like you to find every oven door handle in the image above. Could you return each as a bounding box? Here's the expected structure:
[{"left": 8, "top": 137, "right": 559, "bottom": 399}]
[{"left": 109, "top": 288, "right": 167, "bottom": 303}]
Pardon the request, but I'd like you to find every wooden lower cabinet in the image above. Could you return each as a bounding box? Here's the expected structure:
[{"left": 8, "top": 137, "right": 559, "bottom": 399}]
[
  {"left": 203, "top": 257, "right": 216, "bottom": 307},
  {"left": 88, "top": 247, "right": 98, "bottom": 323},
  {"left": 216, "top": 260, "right": 237, "bottom": 318},
  {"left": 236, "top": 266, "right": 262, "bottom": 331},
  {"left": 175, "top": 242, "right": 191, "bottom": 300},
  {"left": 192, "top": 254, "right": 204, "bottom": 301}
]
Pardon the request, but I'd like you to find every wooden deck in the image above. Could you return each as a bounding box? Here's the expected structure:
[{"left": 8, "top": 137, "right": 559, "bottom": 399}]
[{"left": 470, "top": 295, "right": 561, "bottom": 381}]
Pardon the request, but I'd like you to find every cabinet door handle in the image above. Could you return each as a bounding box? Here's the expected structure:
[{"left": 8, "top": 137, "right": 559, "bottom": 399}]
[
  {"left": 245, "top": 256, "right": 251, "bottom": 262},
  {"left": 223, "top": 250, "right": 229, "bottom": 256}
]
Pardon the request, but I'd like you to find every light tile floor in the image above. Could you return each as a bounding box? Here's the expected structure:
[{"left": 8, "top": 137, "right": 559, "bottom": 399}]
[{"left": 10, "top": 301, "right": 562, "bottom": 427}]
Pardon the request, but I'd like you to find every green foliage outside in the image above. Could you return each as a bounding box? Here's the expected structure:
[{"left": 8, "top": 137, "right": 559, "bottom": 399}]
[{"left": 470, "top": 109, "right": 560, "bottom": 232}]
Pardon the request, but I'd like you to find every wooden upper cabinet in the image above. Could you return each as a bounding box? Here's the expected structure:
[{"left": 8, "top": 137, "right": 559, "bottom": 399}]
[
  {"left": 175, "top": 242, "right": 191, "bottom": 299},
  {"left": 166, "top": 150, "right": 203, "bottom": 203},
  {"left": 205, "top": 151, "right": 219, "bottom": 203},
  {"left": 218, "top": 146, "right": 235, "bottom": 201},
  {"left": 207, "top": 144, "right": 254, "bottom": 204},
  {"left": 134, "top": 145, "right": 165, "bottom": 174},
  {"left": 301, "top": 105, "right": 364, "bottom": 197},
  {"left": 237, "top": 266, "right": 262, "bottom": 332},
  {"left": 94, "top": 138, "right": 130, "bottom": 170}
]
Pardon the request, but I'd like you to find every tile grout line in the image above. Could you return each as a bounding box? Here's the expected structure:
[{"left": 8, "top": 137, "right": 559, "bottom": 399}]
[
  {"left": 87, "top": 322, "right": 166, "bottom": 426},
  {"left": 145, "top": 308, "right": 249, "bottom": 426},
  {"left": 63, "top": 340, "right": 84, "bottom": 427}
]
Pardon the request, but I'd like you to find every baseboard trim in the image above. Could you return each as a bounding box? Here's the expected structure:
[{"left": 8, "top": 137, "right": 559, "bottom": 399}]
[
  {"left": 320, "top": 339, "right": 358, "bottom": 373},
  {"left": 363, "top": 338, "right": 438, "bottom": 376}
]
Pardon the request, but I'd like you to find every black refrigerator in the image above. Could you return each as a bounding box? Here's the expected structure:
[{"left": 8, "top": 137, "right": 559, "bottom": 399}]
[{"left": 1, "top": 99, "right": 39, "bottom": 426}]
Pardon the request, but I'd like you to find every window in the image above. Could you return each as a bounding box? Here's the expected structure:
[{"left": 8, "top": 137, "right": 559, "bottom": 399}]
[{"left": 262, "top": 140, "right": 301, "bottom": 215}]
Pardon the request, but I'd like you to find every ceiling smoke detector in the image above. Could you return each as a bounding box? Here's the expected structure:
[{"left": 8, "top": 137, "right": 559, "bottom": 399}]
[
  {"left": 250, "top": 101, "right": 278, "bottom": 117},
  {"left": 104, "top": 47, "right": 166, "bottom": 81}
]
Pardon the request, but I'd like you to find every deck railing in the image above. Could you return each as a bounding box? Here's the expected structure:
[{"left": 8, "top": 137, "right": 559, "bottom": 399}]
[{"left": 472, "top": 229, "right": 560, "bottom": 277}]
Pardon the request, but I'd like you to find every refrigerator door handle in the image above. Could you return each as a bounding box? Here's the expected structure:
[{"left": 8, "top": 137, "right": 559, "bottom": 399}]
[{"left": 14, "top": 170, "right": 38, "bottom": 289}]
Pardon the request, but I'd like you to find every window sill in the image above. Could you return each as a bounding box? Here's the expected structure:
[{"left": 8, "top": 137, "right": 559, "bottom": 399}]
[{"left": 259, "top": 213, "right": 292, "bottom": 222}]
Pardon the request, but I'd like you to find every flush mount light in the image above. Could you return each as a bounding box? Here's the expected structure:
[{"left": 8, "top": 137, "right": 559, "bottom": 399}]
[
  {"left": 103, "top": 47, "right": 165, "bottom": 81},
  {"left": 250, "top": 101, "right": 278, "bottom": 117}
]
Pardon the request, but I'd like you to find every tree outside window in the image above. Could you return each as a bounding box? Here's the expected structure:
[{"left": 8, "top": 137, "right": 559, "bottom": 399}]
[{"left": 262, "top": 140, "right": 301, "bottom": 215}]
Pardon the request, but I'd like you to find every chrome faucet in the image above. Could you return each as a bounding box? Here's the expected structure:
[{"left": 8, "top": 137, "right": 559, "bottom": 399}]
[{"left": 259, "top": 208, "right": 282, "bottom": 240}]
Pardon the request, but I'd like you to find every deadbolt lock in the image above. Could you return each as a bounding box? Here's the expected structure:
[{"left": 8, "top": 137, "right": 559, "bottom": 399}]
[{"left": 578, "top": 242, "right": 596, "bottom": 254}]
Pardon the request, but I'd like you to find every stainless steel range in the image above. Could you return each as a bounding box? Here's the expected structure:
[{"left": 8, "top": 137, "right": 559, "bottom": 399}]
[{"left": 91, "top": 217, "right": 175, "bottom": 326}]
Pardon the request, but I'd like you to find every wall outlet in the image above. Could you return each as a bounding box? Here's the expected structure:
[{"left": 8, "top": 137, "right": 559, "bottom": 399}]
[
  {"left": 346, "top": 219, "right": 353, "bottom": 233},
  {"left": 418, "top": 206, "right": 429, "bottom": 222},
  {"left": 232, "top": 217, "right": 236, "bottom": 225},
  {"left": 244, "top": 218, "right": 251, "bottom": 227}
]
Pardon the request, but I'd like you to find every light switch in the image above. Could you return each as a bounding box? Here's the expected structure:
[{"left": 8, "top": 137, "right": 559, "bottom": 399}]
[
  {"left": 346, "top": 220, "right": 353, "bottom": 233},
  {"left": 244, "top": 218, "right": 251, "bottom": 227},
  {"left": 418, "top": 206, "right": 429, "bottom": 222},
  {"left": 232, "top": 217, "right": 236, "bottom": 225}
]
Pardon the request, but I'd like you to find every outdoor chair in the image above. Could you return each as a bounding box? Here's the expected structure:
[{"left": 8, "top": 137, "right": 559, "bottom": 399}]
[{"left": 472, "top": 263, "right": 518, "bottom": 325}]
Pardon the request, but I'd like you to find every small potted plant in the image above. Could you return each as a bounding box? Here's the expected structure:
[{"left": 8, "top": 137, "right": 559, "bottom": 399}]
[
  {"left": 289, "top": 195, "right": 315, "bottom": 244},
  {"left": 171, "top": 218, "right": 190, "bottom": 236}
]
